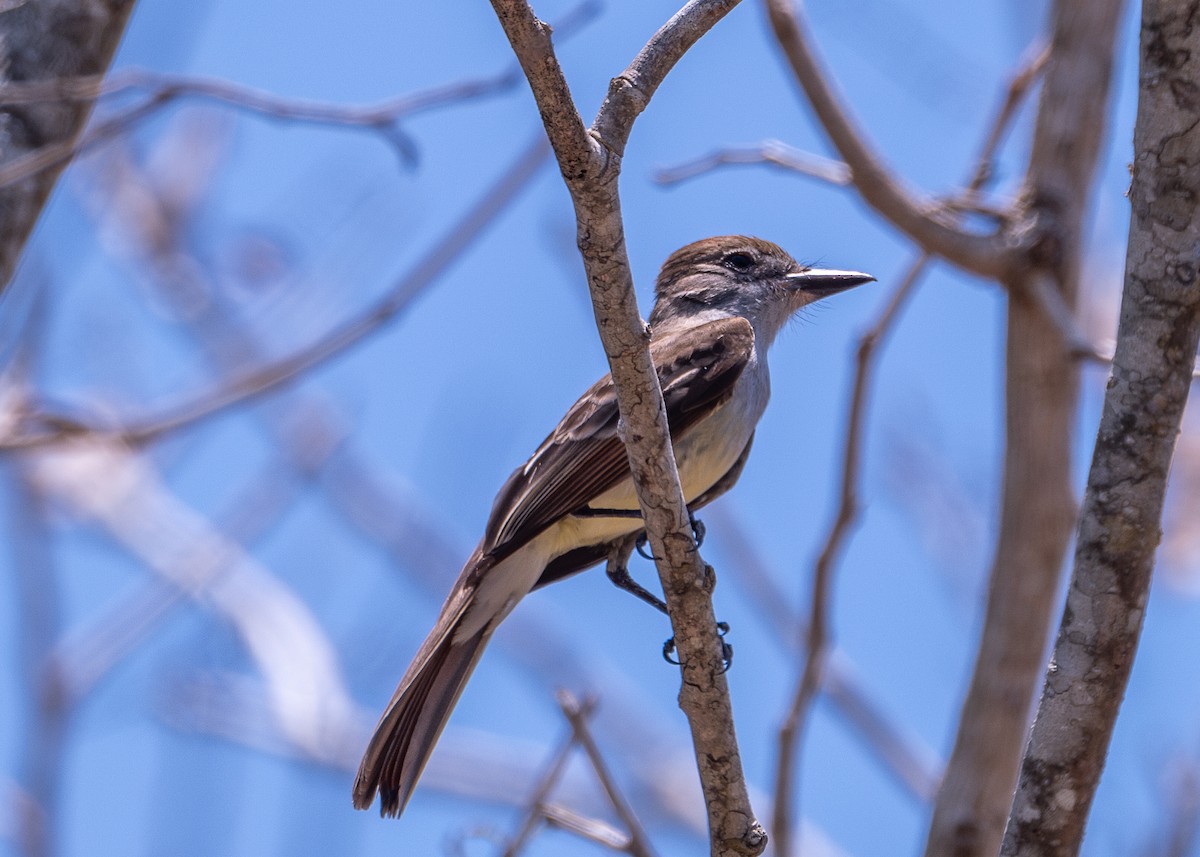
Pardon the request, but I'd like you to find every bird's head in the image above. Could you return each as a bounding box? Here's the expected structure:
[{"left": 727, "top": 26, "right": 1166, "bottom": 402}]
[{"left": 648, "top": 236, "right": 873, "bottom": 345}]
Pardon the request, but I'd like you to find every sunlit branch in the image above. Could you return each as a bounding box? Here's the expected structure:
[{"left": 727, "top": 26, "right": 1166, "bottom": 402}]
[
  {"left": 654, "top": 139, "right": 850, "bottom": 187},
  {"left": 488, "top": 2, "right": 762, "bottom": 852},
  {"left": 764, "top": 0, "right": 1018, "bottom": 279}
]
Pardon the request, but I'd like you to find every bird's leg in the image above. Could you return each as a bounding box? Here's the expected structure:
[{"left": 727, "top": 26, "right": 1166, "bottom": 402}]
[
  {"left": 596, "top": 514, "right": 732, "bottom": 672},
  {"left": 605, "top": 534, "right": 669, "bottom": 615}
]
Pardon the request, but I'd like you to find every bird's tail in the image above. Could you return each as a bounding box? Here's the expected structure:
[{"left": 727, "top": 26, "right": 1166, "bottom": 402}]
[{"left": 352, "top": 606, "right": 490, "bottom": 817}]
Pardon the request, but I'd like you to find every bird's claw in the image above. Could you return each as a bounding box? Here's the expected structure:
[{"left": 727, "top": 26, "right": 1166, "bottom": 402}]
[
  {"left": 662, "top": 621, "right": 732, "bottom": 672},
  {"left": 635, "top": 532, "right": 657, "bottom": 561},
  {"left": 635, "top": 513, "right": 705, "bottom": 561}
]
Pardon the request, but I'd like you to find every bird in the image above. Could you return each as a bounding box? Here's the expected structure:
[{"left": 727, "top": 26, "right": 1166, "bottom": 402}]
[{"left": 352, "top": 235, "right": 873, "bottom": 817}]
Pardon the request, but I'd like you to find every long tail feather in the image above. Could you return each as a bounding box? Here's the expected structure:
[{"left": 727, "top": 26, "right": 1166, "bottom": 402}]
[{"left": 352, "top": 614, "right": 489, "bottom": 817}]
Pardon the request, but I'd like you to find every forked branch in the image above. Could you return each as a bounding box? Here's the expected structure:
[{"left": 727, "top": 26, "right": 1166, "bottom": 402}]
[
  {"left": 487, "top": 1, "right": 762, "bottom": 853},
  {"left": 764, "top": 0, "right": 1018, "bottom": 279}
]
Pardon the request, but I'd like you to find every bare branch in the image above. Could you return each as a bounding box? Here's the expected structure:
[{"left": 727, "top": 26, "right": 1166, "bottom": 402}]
[
  {"left": 771, "top": 252, "right": 925, "bottom": 856},
  {"left": 540, "top": 804, "right": 636, "bottom": 851},
  {"left": 27, "top": 438, "right": 356, "bottom": 760},
  {"left": 925, "top": 0, "right": 1126, "bottom": 851},
  {"left": 119, "top": 132, "right": 549, "bottom": 444},
  {"left": 822, "top": 651, "right": 942, "bottom": 801},
  {"left": 8, "top": 466, "right": 67, "bottom": 857},
  {"left": 707, "top": 505, "right": 942, "bottom": 801},
  {"left": 592, "top": 0, "right": 743, "bottom": 155},
  {"left": 558, "top": 691, "right": 657, "bottom": 857},
  {"left": 48, "top": 438, "right": 337, "bottom": 702},
  {"left": 489, "top": 2, "right": 763, "bottom": 852},
  {"left": 965, "top": 43, "right": 1050, "bottom": 190},
  {"left": 654, "top": 139, "right": 850, "bottom": 187},
  {"left": 0, "top": 0, "right": 602, "bottom": 190},
  {"left": 501, "top": 692, "right": 657, "bottom": 856},
  {"left": 1027, "top": 274, "right": 1110, "bottom": 362},
  {"left": 1002, "top": 1, "right": 1200, "bottom": 851},
  {"left": 763, "top": 0, "right": 1015, "bottom": 280},
  {"left": 500, "top": 707, "right": 585, "bottom": 857},
  {"left": 0, "top": 132, "right": 551, "bottom": 452}
]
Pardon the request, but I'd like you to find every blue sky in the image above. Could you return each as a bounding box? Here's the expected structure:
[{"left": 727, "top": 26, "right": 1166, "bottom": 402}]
[{"left": 2, "top": 1, "right": 1181, "bottom": 856}]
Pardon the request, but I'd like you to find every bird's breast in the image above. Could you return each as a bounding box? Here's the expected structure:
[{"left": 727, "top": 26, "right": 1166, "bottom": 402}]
[{"left": 550, "top": 354, "right": 769, "bottom": 554}]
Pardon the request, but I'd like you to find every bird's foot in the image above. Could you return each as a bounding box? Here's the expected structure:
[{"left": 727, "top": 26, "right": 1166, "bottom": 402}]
[
  {"left": 634, "top": 512, "right": 705, "bottom": 561},
  {"left": 689, "top": 512, "right": 706, "bottom": 548},
  {"left": 663, "top": 621, "right": 732, "bottom": 673},
  {"left": 606, "top": 553, "right": 668, "bottom": 615}
]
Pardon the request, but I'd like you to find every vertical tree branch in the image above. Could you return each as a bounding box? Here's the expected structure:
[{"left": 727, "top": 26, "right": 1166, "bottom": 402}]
[
  {"left": 0, "top": 0, "right": 137, "bottom": 293},
  {"left": 923, "top": 2, "right": 1125, "bottom": 854},
  {"left": 771, "top": 252, "right": 924, "bottom": 857},
  {"left": 9, "top": 464, "right": 68, "bottom": 857},
  {"left": 1002, "top": 1, "right": 1200, "bottom": 851},
  {"left": 488, "top": 2, "right": 762, "bottom": 853}
]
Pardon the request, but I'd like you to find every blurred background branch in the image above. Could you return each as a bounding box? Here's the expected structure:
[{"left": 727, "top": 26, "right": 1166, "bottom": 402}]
[{"left": 0, "top": 2, "right": 1187, "bottom": 857}]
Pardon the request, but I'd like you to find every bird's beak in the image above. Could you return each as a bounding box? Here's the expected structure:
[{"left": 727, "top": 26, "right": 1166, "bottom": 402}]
[{"left": 784, "top": 268, "right": 875, "bottom": 295}]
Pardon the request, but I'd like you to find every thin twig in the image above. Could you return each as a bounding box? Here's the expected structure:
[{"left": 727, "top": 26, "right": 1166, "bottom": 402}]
[
  {"left": 501, "top": 697, "right": 596, "bottom": 857},
  {"left": 501, "top": 693, "right": 657, "bottom": 856},
  {"left": 121, "top": 132, "right": 549, "bottom": 443},
  {"left": 540, "top": 804, "right": 634, "bottom": 850},
  {"left": 654, "top": 139, "right": 850, "bottom": 186},
  {"left": 0, "top": 132, "right": 551, "bottom": 452},
  {"left": 771, "top": 252, "right": 925, "bottom": 856},
  {"left": 703, "top": 505, "right": 942, "bottom": 800},
  {"left": 0, "top": 0, "right": 601, "bottom": 190},
  {"left": 9, "top": 465, "right": 68, "bottom": 857},
  {"left": 48, "top": 442, "right": 337, "bottom": 702},
  {"left": 1027, "top": 273, "right": 1110, "bottom": 361},
  {"left": 764, "top": 0, "right": 1016, "bottom": 280},
  {"left": 5, "top": 291, "right": 69, "bottom": 857},
  {"left": 558, "top": 690, "right": 658, "bottom": 857},
  {"left": 965, "top": 43, "right": 1050, "bottom": 189}
]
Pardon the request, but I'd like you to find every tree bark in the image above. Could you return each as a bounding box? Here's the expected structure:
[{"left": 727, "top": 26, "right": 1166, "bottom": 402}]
[
  {"left": 0, "top": 0, "right": 137, "bottom": 293},
  {"left": 1001, "top": 1, "right": 1200, "bottom": 852},
  {"left": 488, "top": 3, "right": 764, "bottom": 853}
]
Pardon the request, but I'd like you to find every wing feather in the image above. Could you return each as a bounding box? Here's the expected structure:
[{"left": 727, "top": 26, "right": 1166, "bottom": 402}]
[{"left": 482, "top": 317, "right": 754, "bottom": 559}]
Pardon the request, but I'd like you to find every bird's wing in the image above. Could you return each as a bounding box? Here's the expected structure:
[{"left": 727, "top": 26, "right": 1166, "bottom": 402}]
[{"left": 482, "top": 316, "right": 755, "bottom": 559}]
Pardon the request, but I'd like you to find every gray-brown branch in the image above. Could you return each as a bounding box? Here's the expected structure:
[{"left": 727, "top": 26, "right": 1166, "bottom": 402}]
[
  {"left": 763, "top": 0, "right": 1014, "bottom": 280},
  {"left": 1001, "top": 0, "right": 1200, "bottom": 852},
  {"left": 923, "top": 1, "right": 1125, "bottom": 854},
  {"left": 487, "top": 1, "right": 763, "bottom": 853}
]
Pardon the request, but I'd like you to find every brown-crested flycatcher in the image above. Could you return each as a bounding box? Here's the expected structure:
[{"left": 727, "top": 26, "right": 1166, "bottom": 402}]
[{"left": 353, "top": 235, "right": 873, "bottom": 816}]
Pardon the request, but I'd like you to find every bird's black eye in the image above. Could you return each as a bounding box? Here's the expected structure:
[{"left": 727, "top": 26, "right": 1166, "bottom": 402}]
[{"left": 723, "top": 252, "right": 754, "bottom": 272}]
